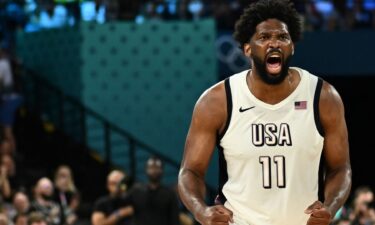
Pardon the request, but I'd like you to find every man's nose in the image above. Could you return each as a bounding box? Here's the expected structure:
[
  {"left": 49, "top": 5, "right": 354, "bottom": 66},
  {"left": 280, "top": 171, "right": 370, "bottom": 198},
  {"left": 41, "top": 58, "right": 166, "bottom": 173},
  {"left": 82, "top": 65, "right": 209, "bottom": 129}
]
[{"left": 268, "top": 38, "right": 280, "bottom": 49}]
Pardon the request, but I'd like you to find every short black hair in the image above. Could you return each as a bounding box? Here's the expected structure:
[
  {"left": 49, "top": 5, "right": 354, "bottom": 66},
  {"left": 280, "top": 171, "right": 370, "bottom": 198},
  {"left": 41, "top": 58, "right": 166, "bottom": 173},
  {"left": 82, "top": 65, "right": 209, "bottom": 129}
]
[{"left": 233, "top": 0, "right": 302, "bottom": 48}]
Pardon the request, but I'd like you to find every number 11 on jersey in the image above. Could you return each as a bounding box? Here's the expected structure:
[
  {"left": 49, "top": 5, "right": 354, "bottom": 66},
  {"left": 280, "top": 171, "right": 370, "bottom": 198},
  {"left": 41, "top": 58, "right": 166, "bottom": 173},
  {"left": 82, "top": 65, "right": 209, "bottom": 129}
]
[{"left": 259, "top": 155, "right": 286, "bottom": 189}]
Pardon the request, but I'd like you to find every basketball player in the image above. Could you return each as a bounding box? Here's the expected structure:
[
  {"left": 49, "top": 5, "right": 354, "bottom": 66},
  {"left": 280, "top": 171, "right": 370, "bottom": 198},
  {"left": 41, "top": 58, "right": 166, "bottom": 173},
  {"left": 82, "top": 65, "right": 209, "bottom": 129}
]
[{"left": 178, "top": 1, "right": 352, "bottom": 225}]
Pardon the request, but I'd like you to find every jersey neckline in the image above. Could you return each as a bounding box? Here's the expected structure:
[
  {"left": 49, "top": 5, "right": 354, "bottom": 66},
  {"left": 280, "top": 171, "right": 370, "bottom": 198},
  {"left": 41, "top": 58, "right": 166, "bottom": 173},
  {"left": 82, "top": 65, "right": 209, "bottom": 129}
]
[{"left": 241, "top": 67, "right": 306, "bottom": 110}]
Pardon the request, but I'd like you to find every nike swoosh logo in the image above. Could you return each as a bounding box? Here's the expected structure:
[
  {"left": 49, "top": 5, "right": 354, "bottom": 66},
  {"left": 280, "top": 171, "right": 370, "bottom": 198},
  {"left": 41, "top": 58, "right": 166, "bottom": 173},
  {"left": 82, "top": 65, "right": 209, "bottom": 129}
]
[{"left": 239, "top": 106, "right": 255, "bottom": 113}]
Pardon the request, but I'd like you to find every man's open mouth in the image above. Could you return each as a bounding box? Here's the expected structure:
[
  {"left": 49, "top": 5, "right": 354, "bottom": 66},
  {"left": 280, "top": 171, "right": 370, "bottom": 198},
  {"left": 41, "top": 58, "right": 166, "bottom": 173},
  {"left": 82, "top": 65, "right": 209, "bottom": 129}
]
[{"left": 266, "top": 54, "right": 282, "bottom": 74}]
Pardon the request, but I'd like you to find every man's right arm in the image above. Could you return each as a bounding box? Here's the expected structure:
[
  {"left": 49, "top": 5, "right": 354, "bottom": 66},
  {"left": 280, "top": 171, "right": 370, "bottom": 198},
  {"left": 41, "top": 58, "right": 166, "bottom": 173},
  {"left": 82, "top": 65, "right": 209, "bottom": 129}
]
[
  {"left": 178, "top": 82, "right": 233, "bottom": 225},
  {"left": 91, "top": 207, "right": 133, "bottom": 225}
]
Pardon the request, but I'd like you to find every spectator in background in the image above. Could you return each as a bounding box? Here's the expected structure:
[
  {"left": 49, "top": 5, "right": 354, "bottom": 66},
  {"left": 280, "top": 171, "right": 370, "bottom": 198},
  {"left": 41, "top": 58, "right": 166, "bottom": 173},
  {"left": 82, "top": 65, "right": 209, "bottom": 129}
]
[
  {"left": 178, "top": 0, "right": 192, "bottom": 20},
  {"left": 0, "top": 46, "right": 13, "bottom": 93},
  {"left": 1, "top": 153, "right": 20, "bottom": 191},
  {"left": 30, "top": 177, "right": 60, "bottom": 225},
  {"left": 324, "top": 9, "right": 344, "bottom": 31},
  {"left": 212, "top": 0, "right": 239, "bottom": 30},
  {"left": 28, "top": 212, "right": 47, "bottom": 225},
  {"left": 8, "top": 191, "right": 31, "bottom": 220},
  {"left": 178, "top": 0, "right": 207, "bottom": 21},
  {"left": 14, "top": 213, "right": 28, "bottom": 225},
  {"left": 56, "top": 0, "right": 81, "bottom": 25},
  {"left": 0, "top": 134, "right": 13, "bottom": 156},
  {"left": 1, "top": 153, "right": 27, "bottom": 195},
  {"left": 349, "top": 186, "right": 375, "bottom": 225},
  {"left": 38, "top": 1, "right": 58, "bottom": 29},
  {"left": 92, "top": 170, "right": 133, "bottom": 225},
  {"left": 0, "top": 46, "right": 18, "bottom": 155},
  {"left": 0, "top": 212, "right": 9, "bottom": 225},
  {"left": 1, "top": 0, "right": 27, "bottom": 54},
  {"left": 140, "top": 0, "right": 166, "bottom": 21},
  {"left": 303, "top": 1, "right": 323, "bottom": 31},
  {"left": 324, "top": 0, "right": 350, "bottom": 31},
  {"left": 128, "top": 156, "right": 180, "bottom": 225},
  {"left": 53, "top": 165, "right": 79, "bottom": 225},
  {"left": 95, "top": 0, "right": 119, "bottom": 21},
  {"left": 0, "top": 154, "right": 11, "bottom": 202},
  {"left": 348, "top": 0, "right": 373, "bottom": 30}
]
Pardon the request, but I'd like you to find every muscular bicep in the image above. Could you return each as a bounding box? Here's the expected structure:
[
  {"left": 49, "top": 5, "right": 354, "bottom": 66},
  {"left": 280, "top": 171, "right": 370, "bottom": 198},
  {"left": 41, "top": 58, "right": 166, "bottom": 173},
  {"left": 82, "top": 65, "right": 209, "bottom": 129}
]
[
  {"left": 320, "top": 82, "right": 350, "bottom": 171},
  {"left": 182, "top": 116, "right": 218, "bottom": 178},
  {"left": 181, "top": 83, "right": 227, "bottom": 178}
]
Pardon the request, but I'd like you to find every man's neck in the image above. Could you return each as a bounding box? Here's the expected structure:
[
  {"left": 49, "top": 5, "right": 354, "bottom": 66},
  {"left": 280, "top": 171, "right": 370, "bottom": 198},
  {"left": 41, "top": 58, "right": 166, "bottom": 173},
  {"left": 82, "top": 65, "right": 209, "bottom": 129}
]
[{"left": 247, "top": 68, "right": 299, "bottom": 105}]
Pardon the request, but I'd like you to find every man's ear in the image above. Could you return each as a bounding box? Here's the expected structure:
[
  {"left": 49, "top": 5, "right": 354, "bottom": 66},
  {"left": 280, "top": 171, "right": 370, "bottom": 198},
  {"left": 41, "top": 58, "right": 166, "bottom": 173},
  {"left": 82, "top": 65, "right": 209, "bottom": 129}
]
[{"left": 244, "top": 43, "right": 251, "bottom": 57}]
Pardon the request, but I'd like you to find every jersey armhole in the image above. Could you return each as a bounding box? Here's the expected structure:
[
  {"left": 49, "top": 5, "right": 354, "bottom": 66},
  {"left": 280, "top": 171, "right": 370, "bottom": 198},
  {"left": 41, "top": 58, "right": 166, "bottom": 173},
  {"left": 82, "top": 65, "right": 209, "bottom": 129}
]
[
  {"left": 217, "top": 78, "right": 233, "bottom": 141},
  {"left": 314, "top": 78, "right": 325, "bottom": 137}
]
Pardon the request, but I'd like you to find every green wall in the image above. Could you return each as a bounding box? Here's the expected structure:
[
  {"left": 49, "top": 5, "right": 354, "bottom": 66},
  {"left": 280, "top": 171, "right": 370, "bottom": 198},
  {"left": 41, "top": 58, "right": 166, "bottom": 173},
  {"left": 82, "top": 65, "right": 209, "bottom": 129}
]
[
  {"left": 17, "top": 20, "right": 219, "bottom": 186},
  {"left": 17, "top": 27, "right": 82, "bottom": 99}
]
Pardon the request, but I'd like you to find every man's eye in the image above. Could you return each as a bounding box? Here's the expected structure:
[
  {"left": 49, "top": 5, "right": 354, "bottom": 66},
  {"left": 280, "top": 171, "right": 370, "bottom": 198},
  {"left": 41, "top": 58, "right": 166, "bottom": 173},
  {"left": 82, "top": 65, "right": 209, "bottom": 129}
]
[{"left": 280, "top": 35, "right": 290, "bottom": 40}]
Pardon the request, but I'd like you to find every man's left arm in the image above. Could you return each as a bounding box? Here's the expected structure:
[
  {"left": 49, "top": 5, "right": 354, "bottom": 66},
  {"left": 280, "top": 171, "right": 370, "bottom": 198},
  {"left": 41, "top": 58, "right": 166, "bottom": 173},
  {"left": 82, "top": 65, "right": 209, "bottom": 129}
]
[{"left": 305, "top": 81, "right": 352, "bottom": 224}]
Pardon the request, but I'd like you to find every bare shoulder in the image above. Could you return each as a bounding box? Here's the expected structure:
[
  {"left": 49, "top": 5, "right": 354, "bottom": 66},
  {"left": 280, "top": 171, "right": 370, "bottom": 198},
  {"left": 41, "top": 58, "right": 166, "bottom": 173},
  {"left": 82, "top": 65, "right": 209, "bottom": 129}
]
[
  {"left": 319, "top": 80, "right": 345, "bottom": 126},
  {"left": 195, "top": 81, "right": 226, "bottom": 111},
  {"left": 192, "top": 80, "right": 227, "bottom": 131}
]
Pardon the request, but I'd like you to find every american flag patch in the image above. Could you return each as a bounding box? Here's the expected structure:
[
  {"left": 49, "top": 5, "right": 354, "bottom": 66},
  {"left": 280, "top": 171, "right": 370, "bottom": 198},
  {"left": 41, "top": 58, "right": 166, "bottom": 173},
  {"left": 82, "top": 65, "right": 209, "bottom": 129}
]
[{"left": 295, "top": 101, "right": 307, "bottom": 110}]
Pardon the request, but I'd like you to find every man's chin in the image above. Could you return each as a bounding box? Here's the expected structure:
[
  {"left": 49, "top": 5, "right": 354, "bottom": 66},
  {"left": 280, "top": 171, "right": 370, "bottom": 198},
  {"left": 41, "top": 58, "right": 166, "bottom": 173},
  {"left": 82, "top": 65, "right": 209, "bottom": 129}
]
[
  {"left": 263, "top": 65, "right": 289, "bottom": 85},
  {"left": 260, "top": 71, "right": 287, "bottom": 85},
  {"left": 266, "top": 64, "right": 282, "bottom": 75},
  {"left": 252, "top": 54, "right": 291, "bottom": 85},
  {"left": 268, "top": 72, "right": 282, "bottom": 78}
]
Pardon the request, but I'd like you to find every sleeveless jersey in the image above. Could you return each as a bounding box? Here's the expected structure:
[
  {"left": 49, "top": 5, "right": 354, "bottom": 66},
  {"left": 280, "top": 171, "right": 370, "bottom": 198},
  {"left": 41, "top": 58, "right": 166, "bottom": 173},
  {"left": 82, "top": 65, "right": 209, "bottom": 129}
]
[{"left": 217, "top": 67, "right": 325, "bottom": 225}]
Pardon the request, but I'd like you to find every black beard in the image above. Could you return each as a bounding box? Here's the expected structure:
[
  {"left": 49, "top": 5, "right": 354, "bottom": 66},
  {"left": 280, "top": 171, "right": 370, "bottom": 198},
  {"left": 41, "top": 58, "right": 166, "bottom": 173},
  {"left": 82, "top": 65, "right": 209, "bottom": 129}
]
[{"left": 252, "top": 54, "right": 291, "bottom": 85}]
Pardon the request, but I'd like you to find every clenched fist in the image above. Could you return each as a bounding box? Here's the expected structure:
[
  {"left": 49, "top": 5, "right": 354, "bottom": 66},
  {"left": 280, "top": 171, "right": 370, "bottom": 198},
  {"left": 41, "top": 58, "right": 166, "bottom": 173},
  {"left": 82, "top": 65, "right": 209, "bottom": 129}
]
[
  {"left": 305, "top": 201, "right": 332, "bottom": 225},
  {"left": 196, "top": 205, "right": 234, "bottom": 225}
]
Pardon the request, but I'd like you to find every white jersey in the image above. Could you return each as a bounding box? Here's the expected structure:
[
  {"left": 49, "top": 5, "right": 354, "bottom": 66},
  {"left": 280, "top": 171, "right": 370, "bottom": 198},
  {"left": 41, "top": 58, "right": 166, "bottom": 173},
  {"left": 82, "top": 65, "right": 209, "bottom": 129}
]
[{"left": 217, "top": 67, "right": 325, "bottom": 225}]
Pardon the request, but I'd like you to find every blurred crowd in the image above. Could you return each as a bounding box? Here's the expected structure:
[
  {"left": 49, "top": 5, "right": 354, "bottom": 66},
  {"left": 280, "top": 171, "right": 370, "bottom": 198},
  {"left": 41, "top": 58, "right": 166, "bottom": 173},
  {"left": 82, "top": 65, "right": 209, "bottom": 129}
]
[
  {"left": 0, "top": 160, "right": 83, "bottom": 225},
  {"left": 0, "top": 152, "right": 193, "bottom": 225},
  {"left": 1, "top": 147, "right": 375, "bottom": 225},
  {"left": 0, "top": 0, "right": 374, "bottom": 53},
  {"left": 333, "top": 186, "right": 375, "bottom": 225},
  {"left": 0, "top": 166, "right": 81, "bottom": 225},
  {"left": 90, "top": 156, "right": 192, "bottom": 225},
  {"left": 129, "top": 0, "right": 375, "bottom": 31},
  {"left": 1, "top": 0, "right": 375, "bottom": 33},
  {"left": 0, "top": 1, "right": 373, "bottom": 225}
]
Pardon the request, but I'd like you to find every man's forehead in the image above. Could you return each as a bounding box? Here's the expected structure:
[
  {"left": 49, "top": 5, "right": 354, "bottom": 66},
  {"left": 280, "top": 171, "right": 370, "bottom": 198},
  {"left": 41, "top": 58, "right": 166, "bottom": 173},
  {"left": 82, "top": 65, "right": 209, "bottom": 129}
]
[{"left": 255, "top": 19, "right": 289, "bottom": 34}]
